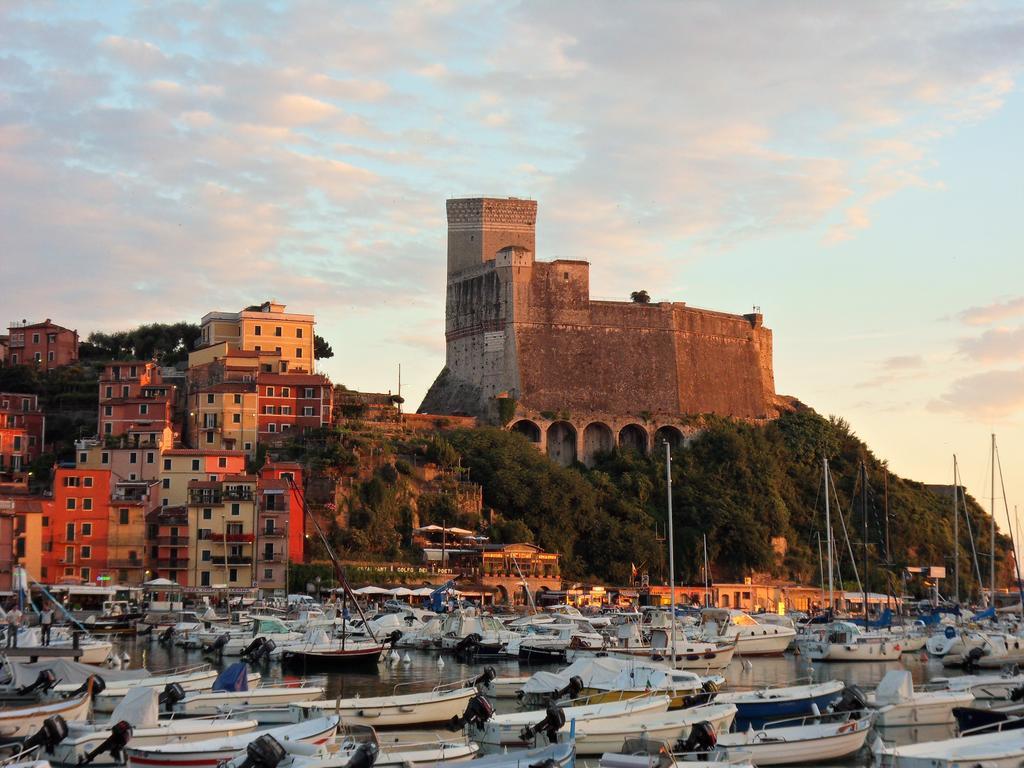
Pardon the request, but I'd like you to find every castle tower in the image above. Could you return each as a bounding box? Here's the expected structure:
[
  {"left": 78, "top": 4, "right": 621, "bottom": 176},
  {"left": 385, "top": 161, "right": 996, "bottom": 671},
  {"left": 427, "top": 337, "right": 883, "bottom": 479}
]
[{"left": 446, "top": 197, "right": 537, "bottom": 275}]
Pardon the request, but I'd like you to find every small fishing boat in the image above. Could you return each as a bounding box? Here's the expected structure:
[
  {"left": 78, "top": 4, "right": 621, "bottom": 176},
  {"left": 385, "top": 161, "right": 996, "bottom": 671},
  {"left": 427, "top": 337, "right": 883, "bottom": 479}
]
[
  {"left": 925, "top": 628, "right": 987, "bottom": 658},
  {"left": 279, "top": 637, "right": 383, "bottom": 671},
  {"left": 168, "top": 663, "right": 324, "bottom": 717},
  {"left": 269, "top": 684, "right": 479, "bottom": 728},
  {"left": 88, "top": 667, "right": 243, "bottom": 714},
  {"left": 82, "top": 601, "right": 143, "bottom": 635},
  {"left": 581, "top": 666, "right": 722, "bottom": 710},
  {"left": 713, "top": 711, "right": 874, "bottom": 765},
  {"left": 552, "top": 703, "right": 737, "bottom": 755},
  {"left": 872, "top": 727, "right": 1024, "bottom": 767},
  {"left": 715, "top": 680, "right": 845, "bottom": 728},
  {"left": 865, "top": 670, "right": 973, "bottom": 726},
  {"left": 0, "top": 689, "right": 93, "bottom": 739},
  {"left": 600, "top": 738, "right": 755, "bottom": 768},
  {"left": 796, "top": 621, "right": 902, "bottom": 662},
  {"left": 478, "top": 674, "right": 530, "bottom": 699},
  {"left": 52, "top": 687, "right": 259, "bottom": 766},
  {"left": 124, "top": 716, "right": 340, "bottom": 768},
  {"left": 930, "top": 671, "right": 1024, "bottom": 700},
  {"left": 943, "top": 633, "right": 1024, "bottom": 669}
]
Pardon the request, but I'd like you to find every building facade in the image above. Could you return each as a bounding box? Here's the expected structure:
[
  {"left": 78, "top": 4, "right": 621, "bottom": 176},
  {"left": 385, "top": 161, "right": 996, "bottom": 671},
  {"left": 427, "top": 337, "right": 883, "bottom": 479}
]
[
  {"left": 6, "top": 320, "right": 79, "bottom": 369},
  {"left": 199, "top": 301, "right": 314, "bottom": 372},
  {"left": 0, "top": 393, "right": 45, "bottom": 474},
  {"left": 97, "top": 362, "right": 181, "bottom": 440}
]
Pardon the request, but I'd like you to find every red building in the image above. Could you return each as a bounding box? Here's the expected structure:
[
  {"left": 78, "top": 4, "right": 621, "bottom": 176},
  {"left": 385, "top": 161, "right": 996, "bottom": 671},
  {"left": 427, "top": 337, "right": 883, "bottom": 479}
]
[
  {"left": 45, "top": 467, "right": 112, "bottom": 584},
  {"left": 98, "top": 362, "right": 180, "bottom": 439},
  {"left": 259, "top": 462, "right": 305, "bottom": 563},
  {"left": 256, "top": 373, "right": 333, "bottom": 444},
  {"left": 0, "top": 394, "right": 46, "bottom": 474},
  {"left": 146, "top": 506, "right": 190, "bottom": 586},
  {"left": 7, "top": 320, "right": 79, "bottom": 370}
]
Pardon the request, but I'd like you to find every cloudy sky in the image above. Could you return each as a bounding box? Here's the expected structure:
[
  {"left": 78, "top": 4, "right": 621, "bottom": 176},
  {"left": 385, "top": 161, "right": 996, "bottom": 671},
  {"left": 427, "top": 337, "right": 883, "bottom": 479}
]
[{"left": 2, "top": 1, "right": 1024, "bottom": 529}]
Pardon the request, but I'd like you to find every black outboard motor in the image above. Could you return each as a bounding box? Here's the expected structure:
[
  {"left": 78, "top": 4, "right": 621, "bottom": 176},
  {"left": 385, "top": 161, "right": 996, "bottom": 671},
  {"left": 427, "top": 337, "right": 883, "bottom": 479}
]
[
  {"left": 963, "top": 646, "right": 986, "bottom": 670},
  {"left": 473, "top": 666, "right": 497, "bottom": 688},
  {"left": 447, "top": 694, "right": 495, "bottom": 731},
  {"left": 158, "top": 626, "right": 175, "bottom": 645},
  {"left": 454, "top": 633, "right": 482, "bottom": 658},
  {"left": 345, "top": 741, "right": 379, "bottom": 768},
  {"left": 519, "top": 704, "right": 566, "bottom": 745},
  {"left": 80, "top": 720, "right": 133, "bottom": 765},
  {"left": 234, "top": 734, "right": 288, "bottom": 768},
  {"left": 17, "top": 670, "right": 57, "bottom": 696},
  {"left": 67, "top": 675, "right": 106, "bottom": 700},
  {"left": 554, "top": 675, "right": 584, "bottom": 701},
  {"left": 20, "top": 715, "right": 68, "bottom": 756},
  {"left": 829, "top": 684, "right": 867, "bottom": 716},
  {"left": 675, "top": 721, "right": 717, "bottom": 754},
  {"left": 205, "top": 633, "right": 231, "bottom": 658},
  {"left": 388, "top": 630, "right": 403, "bottom": 647},
  {"left": 240, "top": 637, "right": 267, "bottom": 664},
  {"left": 1010, "top": 685, "right": 1024, "bottom": 702},
  {"left": 159, "top": 682, "right": 186, "bottom": 713}
]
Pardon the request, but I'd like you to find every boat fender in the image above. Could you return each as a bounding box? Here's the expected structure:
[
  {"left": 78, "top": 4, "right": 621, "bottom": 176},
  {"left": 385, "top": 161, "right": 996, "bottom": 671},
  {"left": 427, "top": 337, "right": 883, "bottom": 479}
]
[
  {"left": 344, "top": 742, "right": 379, "bottom": 768},
  {"left": 17, "top": 669, "right": 57, "bottom": 696},
  {"left": 447, "top": 693, "right": 494, "bottom": 731},
  {"left": 236, "top": 734, "right": 288, "bottom": 768},
  {"left": 675, "top": 721, "right": 717, "bottom": 754},
  {"left": 519, "top": 704, "right": 566, "bottom": 745},
  {"left": 20, "top": 715, "right": 68, "bottom": 756},
  {"left": 80, "top": 720, "right": 133, "bottom": 765},
  {"left": 159, "top": 683, "right": 187, "bottom": 712}
]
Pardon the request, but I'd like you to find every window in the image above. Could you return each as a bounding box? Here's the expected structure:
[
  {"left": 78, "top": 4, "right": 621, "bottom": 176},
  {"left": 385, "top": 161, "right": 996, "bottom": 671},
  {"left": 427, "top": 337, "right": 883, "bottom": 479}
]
[
  {"left": 275, "top": 346, "right": 282, "bottom": 355},
  {"left": 162, "top": 498, "right": 168, "bottom": 507},
  {"left": 264, "top": 405, "right": 274, "bottom": 415},
  {"left": 64, "top": 546, "right": 74, "bottom": 564},
  {"left": 254, "top": 325, "right": 262, "bottom": 336},
  {"left": 233, "top": 413, "right": 241, "bottom": 423},
  {"left": 281, "top": 406, "right": 291, "bottom": 415},
  {"left": 163, "top": 458, "right": 172, "bottom": 470},
  {"left": 105, "top": 386, "right": 113, "bottom": 398},
  {"left": 81, "top": 546, "right": 91, "bottom": 560},
  {"left": 229, "top": 568, "right": 238, "bottom": 582},
  {"left": 66, "top": 498, "right": 77, "bottom": 511},
  {"left": 122, "top": 386, "right": 129, "bottom": 398},
  {"left": 303, "top": 407, "right": 314, "bottom": 416},
  {"left": 206, "top": 394, "right": 214, "bottom": 404},
  {"left": 254, "top": 345, "right": 261, "bottom": 352},
  {"left": 82, "top": 523, "right": 92, "bottom": 536},
  {"left": 100, "top": 453, "right": 109, "bottom": 465},
  {"left": 130, "top": 365, "right": 137, "bottom": 377},
  {"left": 234, "top": 394, "right": 242, "bottom": 404},
  {"left": 206, "top": 432, "right": 214, "bottom": 444},
  {"left": 147, "top": 452, "right": 155, "bottom": 464},
  {"left": 265, "top": 386, "right": 274, "bottom": 397},
  {"left": 139, "top": 404, "right": 148, "bottom": 415},
  {"left": 82, "top": 498, "right": 92, "bottom": 511},
  {"left": 42, "top": 516, "right": 49, "bottom": 527},
  {"left": 32, "top": 333, "right": 40, "bottom": 344},
  {"left": 203, "top": 508, "right": 212, "bottom": 520},
  {"left": 268, "top": 423, "right": 277, "bottom": 433},
  {"left": 79, "top": 452, "right": 88, "bottom": 464},
  {"left": 275, "top": 326, "right": 282, "bottom": 337},
  {"left": 191, "top": 459, "right": 200, "bottom": 471},
  {"left": 103, "top": 423, "right": 112, "bottom": 435},
  {"left": 80, "top": 567, "right": 90, "bottom": 582},
  {"left": 244, "top": 442, "right": 252, "bottom": 451},
  {"left": 296, "top": 347, "right": 303, "bottom": 358},
  {"left": 218, "top": 457, "right": 227, "bottom": 468},
  {"left": 264, "top": 568, "right": 274, "bottom": 579},
  {"left": 281, "top": 387, "right": 290, "bottom": 397},
  {"left": 280, "top": 472, "right": 293, "bottom": 482},
  {"left": 129, "top": 452, "right": 137, "bottom": 464},
  {"left": 66, "top": 523, "right": 75, "bottom": 540},
  {"left": 162, "top": 479, "right": 170, "bottom": 489},
  {"left": 304, "top": 388, "right": 314, "bottom": 398},
  {"left": 64, "top": 476, "right": 80, "bottom": 488},
  {"left": 119, "top": 508, "right": 129, "bottom": 525},
  {"left": 103, "top": 406, "right": 112, "bottom": 416},
  {"left": 296, "top": 328, "right": 303, "bottom": 339},
  {"left": 48, "top": 351, "right": 54, "bottom": 362},
  {"left": 231, "top": 503, "right": 240, "bottom": 516},
  {"left": 201, "top": 571, "right": 211, "bottom": 587},
  {"left": 281, "top": 424, "right": 290, "bottom": 431},
  {"left": 202, "top": 550, "right": 211, "bottom": 562}
]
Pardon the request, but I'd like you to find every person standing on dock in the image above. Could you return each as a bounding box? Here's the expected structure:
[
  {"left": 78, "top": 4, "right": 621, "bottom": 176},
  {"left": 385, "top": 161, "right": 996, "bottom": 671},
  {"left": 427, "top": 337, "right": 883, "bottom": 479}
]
[
  {"left": 5, "top": 604, "right": 22, "bottom": 648},
  {"left": 39, "top": 602, "right": 54, "bottom": 646}
]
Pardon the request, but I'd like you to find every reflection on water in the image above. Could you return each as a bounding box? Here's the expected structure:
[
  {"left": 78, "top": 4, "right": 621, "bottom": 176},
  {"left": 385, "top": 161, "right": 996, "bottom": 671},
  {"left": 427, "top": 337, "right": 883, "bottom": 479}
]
[{"left": 117, "top": 637, "right": 963, "bottom": 768}]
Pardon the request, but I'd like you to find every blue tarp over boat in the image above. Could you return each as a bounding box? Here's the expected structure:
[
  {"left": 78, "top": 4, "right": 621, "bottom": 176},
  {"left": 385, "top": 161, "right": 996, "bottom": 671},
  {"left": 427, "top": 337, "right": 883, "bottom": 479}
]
[{"left": 212, "top": 661, "right": 249, "bottom": 692}]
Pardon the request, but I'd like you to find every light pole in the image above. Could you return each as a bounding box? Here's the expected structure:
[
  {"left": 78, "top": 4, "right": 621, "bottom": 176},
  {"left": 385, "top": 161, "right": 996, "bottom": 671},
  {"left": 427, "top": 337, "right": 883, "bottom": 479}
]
[{"left": 664, "top": 440, "right": 676, "bottom": 668}]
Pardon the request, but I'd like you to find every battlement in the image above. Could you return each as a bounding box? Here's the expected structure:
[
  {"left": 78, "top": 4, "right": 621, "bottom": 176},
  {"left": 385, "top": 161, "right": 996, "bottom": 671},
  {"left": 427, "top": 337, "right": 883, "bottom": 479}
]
[{"left": 447, "top": 197, "right": 537, "bottom": 276}]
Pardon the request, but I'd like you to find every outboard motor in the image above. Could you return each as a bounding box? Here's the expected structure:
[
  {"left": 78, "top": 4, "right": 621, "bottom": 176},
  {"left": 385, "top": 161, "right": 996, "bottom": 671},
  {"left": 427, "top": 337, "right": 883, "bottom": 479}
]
[
  {"left": 554, "top": 675, "right": 584, "bottom": 701},
  {"left": 830, "top": 684, "right": 868, "bottom": 716},
  {"left": 67, "top": 675, "right": 106, "bottom": 700},
  {"left": 17, "top": 670, "right": 57, "bottom": 696},
  {"left": 20, "top": 715, "right": 68, "bottom": 756},
  {"left": 1010, "top": 685, "right": 1024, "bottom": 702},
  {"left": 158, "top": 626, "right": 175, "bottom": 645},
  {"left": 159, "top": 682, "right": 186, "bottom": 713},
  {"left": 675, "top": 721, "right": 717, "bottom": 754},
  {"left": 205, "top": 633, "right": 231, "bottom": 658},
  {"left": 234, "top": 734, "right": 287, "bottom": 768},
  {"left": 447, "top": 694, "right": 495, "bottom": 731},
  {"left": 388, "top": 630, "right": 403, "bottom": 647},
  {"left": 473, "top": 666, "right": 497, "bottom": 688},
  {"left": 454, "top": 633, "right": 482, "bottom": 658},
  {"left": 518, "top": 704, "right": 566, "bottom": 745},
  {"left": 80, "top": 720, "right": 133, "bottom": 765},
  {"left": 964, "top": 646, "right": 986, "bottom": 670},
  {"left": 240, "top": 637, "right": 267, "bottom": 664},
  {"left": 345, "top": 741, "right": 379, "bottom": 768}
]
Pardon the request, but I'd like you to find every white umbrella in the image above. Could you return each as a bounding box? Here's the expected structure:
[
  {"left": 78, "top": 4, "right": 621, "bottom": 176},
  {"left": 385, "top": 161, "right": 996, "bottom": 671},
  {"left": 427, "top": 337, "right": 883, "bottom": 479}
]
[
  {"left": 353, "top": 586, "right": 391, "bottom": 595},
  {"left": 142, "top": 578, "right": 180, "bottom": 588},
  {"left": 389, "top": 587, "right": 414, "bottom": 596},
  {"left": 411, "top": 587, "right": 435, "bottom": 596}
]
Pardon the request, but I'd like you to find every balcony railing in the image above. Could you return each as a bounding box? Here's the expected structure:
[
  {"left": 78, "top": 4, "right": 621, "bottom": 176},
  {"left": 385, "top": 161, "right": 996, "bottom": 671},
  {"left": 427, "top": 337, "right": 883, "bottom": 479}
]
[
  {"left": 156, "top": 558, "right": 189, "bottom": 568},
  {"left": 188, "top": 490, "right": 254, "bottom": 505},
  {"left": 260, "top": 554, "right": 283, "bottom": 563},
  {"left": 208, "top": 533, "right": 254, "bottom": 543},
  {"left": 108, "top": 558, "right": 144, "bottom": 568},
  {"left": 261, "top": 527, "right": 286, "bottom": 537},
  {"left": 212, "top": 555, "right": 252, "bottom": 565},
  {"left": 156, "top": 536, "right": 189, "bottom": 546}
]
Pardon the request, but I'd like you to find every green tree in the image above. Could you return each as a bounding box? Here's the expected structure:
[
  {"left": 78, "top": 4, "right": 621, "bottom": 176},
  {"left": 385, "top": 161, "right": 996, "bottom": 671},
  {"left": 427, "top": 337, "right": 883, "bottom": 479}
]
[{"left": 314, "top": 335, "right": 334, "bottom": 360}]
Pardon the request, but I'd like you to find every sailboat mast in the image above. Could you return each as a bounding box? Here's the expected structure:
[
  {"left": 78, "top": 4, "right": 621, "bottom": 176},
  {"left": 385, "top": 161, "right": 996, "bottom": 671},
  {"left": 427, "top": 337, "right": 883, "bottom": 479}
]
[
  {"left": 824, "top": 457, "right": 834, "bottom": 612},
  {"left": 664, "top": 441, "right": 676, "bottom": 667},
  {"left": 991, "top": 433, "right": 997, "bottom": 607},
  {"left": 953, "top": 454, "right": 960, "bottom": 604},
  {"left": 702, "top": 534, "right": 710, "bottom": 608},
  {"left": 862, "top": 460, "right": 869, "bottom": 625}
]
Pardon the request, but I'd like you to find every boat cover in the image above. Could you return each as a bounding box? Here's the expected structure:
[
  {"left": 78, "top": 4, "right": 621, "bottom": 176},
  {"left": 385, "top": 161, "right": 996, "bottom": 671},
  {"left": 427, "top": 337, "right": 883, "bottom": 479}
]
[
  {"left": 213, "top": 662, "right": 249, "bottom": 692},
  {"left": 520, "top": 657, "right": 643, "bottom": 695},
  {"left": 6, "top": 659, "right": 148, "bottom": 689},
  {"left": 110, "top": 687, "right": 159, "bottom": 727},
  {"left": 874, "top": 670, "right": 914, "bottom": 705}
]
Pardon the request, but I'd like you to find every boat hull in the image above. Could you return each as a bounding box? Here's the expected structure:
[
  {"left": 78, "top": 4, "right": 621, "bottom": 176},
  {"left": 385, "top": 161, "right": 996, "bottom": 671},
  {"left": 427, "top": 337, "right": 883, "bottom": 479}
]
[{"left": 281, "top": 645, "right": 383, "bottom": 670}]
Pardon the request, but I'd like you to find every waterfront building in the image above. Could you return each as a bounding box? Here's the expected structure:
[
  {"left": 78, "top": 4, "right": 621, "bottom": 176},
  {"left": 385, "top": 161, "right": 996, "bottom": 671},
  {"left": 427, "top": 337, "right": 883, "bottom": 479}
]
[
  {"left": 46, "top": 466, "right": 112, "bottom": 584},
  {"left": 187, "top": 474, "right": 257, "bottom": 594},
  {"left": 146, "top": 505, "right": 190, "bottom": 586},
  {"left": 199, "top": 300, "right": 314, "bottom": 372},
  {"left": 6, "top": 319, "right": 79, "bottom": 369}
]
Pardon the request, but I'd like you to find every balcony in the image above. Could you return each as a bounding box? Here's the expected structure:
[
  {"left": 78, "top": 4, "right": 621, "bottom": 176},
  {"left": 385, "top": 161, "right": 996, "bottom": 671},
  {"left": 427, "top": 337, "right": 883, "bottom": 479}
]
[
  {"left": 261, "top": 527, "right": 286, "bottom": 538},
  {"left": 156, "top": 557, "right": 189, "bottom": 568},
  {"left": 212, "top": 555, "right": 252, "bottom": 565},
  {"left": 187, "top": 490, "right": 254, "bottom": 505},
  {"left": 260, "top": 554, "right": 283, "bottom": 563},
  {"left": 208, "top": 533, "right": 254, "bottom": 543},
  {"left": 156, "top": 536, "right": 189, "bottom": 547},
  {"left": 108, "top": 558, "right": 144, "bottom": 568}
]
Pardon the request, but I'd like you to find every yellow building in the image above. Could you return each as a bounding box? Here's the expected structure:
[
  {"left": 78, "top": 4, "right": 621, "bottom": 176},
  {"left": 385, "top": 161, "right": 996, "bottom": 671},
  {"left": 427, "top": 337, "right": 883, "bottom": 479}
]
[
  {"left": 187, "top": 475, "right": 258, "bottom": 591},
  {"left": 188, "top": 383, "right": 259, "bottom": 455},
  {"left": 12, "top": 497, "right": 45, "bottom": 579},
  {"left": 158, "top": 449, "right": 247, "bottom": 508},
  {"left": 199, "top": 301, "right": 315, "bottom": 372}
]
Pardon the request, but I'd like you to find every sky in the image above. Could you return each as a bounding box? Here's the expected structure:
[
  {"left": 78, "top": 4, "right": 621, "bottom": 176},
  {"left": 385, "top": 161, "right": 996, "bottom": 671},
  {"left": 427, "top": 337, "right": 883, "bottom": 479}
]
[{"left": 2, "top": 1, "right": 1024, "bottom": 536}]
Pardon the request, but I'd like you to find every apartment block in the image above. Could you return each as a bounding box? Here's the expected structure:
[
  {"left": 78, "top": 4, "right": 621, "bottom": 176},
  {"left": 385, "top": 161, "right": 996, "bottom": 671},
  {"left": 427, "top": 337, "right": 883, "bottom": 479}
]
[
  {"left": 0, "top": 393, "right": 45, "bottom": 475},
  {"left": 199, "top": 301, "right": 314, "bottom": 373},
  {"left": 158, "top": 449, "right": 248, "bottom": 508},
  {"left": 7, "top": 319, "right": 79, "bottom": 370},
  {"left": 188, "top": 382, "right": 259, "bottom": 454},
  {"left": 146, "top": 505, "right": 190, "bottom": 586},
  {"left": 188, "top": 475, "right": 258, "bottom": 592},
  {"left": 257, "top": 373, "right": 333, "bottom": 444},
  {"left": 46, "top": 467, "right": 112, "bottom": 585},
  {"left": 98, "top": 362, "right": 181, "bottom": 440}
]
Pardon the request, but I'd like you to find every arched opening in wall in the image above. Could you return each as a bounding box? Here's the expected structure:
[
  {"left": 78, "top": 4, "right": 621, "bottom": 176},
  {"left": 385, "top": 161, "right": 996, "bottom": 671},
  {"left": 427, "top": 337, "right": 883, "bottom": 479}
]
[
  {"left": 510, "top": 419, "right": 541, "bottom": 443},
  {"left": 582, "top": 422, "right": 615, "bottom": 467},
  {"left": 654, "top": 426, "right": 684, "bottom": 453},
  {"left": 494, "top": 585, "right": 509, "bottom": 605},
  {"left": 618, "top": 424, "right": 649, "bottom": 455},
  {"left": 546, "top": 421, "right": 577, "bottom": 467}
]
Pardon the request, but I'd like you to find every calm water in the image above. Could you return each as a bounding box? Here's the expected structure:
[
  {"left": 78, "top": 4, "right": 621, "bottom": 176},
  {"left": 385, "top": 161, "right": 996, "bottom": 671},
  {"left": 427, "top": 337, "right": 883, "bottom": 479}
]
[{"left": 112, "top": 637, "right": 960, "bottom": 766}]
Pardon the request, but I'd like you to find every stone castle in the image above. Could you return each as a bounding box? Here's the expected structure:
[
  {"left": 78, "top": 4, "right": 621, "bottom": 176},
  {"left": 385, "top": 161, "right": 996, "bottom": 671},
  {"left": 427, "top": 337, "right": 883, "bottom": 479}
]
[{"left": 419, "top": 197, "right": 781, "bottom": 466}]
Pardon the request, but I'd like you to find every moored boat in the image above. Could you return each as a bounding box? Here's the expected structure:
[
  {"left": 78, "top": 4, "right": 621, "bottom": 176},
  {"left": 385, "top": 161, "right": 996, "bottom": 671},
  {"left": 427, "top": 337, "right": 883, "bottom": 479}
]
[
  {"left": 715, "top": 680, "right": 845, "bottom": 728},
  {"left": 714, "top": 711, "right": 874, "bottom": 765}
]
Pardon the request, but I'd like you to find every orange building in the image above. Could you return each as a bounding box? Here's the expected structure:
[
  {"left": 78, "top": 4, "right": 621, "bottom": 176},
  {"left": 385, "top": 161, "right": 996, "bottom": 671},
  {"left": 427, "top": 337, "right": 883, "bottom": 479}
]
[
  {"left": 46, "top": 467, "right": 112, "bottom": 584},
  {"left": 199, "top": 301, "right": 315, "bottom": 373},
  {"left": 0, "top": 393, "right": 46, "bottom": 473},
  {"left": 7, "top": 320, "right": 79, "bottom": 369},
  {"left": 98, "top": 362, "right": 180, "bottom": 439}
]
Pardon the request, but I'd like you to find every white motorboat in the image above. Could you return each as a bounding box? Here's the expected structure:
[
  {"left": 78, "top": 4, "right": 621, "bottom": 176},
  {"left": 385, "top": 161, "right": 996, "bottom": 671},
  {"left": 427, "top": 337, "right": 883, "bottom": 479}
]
[
  {"left": 553, "top": 703, "right": 737, "bottom": 755},
  {"left": 468, "top": 694, "right": 671, "bottom": 747},
  {"left": 438, "top": 612, "right": 515, "bottom": 656},
  {"left": 698, "top": 609, "right": 796, "bottom": 656},
  {"left": 714, "top": 712, "right": 875, "bottom": 765},
  {"left": 279, "top": 684, "right": 478, "bottom": 727},
  {"left": 943, "top": 632, "right": 1024, "bottom": 669},
  {"left": 168, "top": 662, "right": 323, "bottom": 717},
  {"left": 506, "top": 622, "right": 605, "bottom": 662},
  {"left": 52, "top": 687, "right": 259, "bottom": 766},
  {"left": 796, "top": 621, "right": 902, "bottom": 662},
  {"left": 930, "top": 671, "right": 1024, "bottom": 699},
  {"left": 581, "top": 665, "right": 721, "bottom": 710},
  {"left": 925, "top": 628, "right": 987, "bottom": 658},
  {"left": 0, "top": 690, "right": 93, "bottom": 739},
  {"left": 872, "top": 728, "right": 1024, "bottom": 767},
  {"left": 222, "top": 617, "right": 304, "bottom": 656},
  {"left": 567, "top": 641, "right": 736, "bottom": 671},
  {"left": 866, "top": 670, "right": 974, "bottom": 726},
  {"left": 124, "top": 716, "right": 340, "bottom": 768},
  {"left": 395, "top": 616, "right": 446, "bottom": 650}
]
